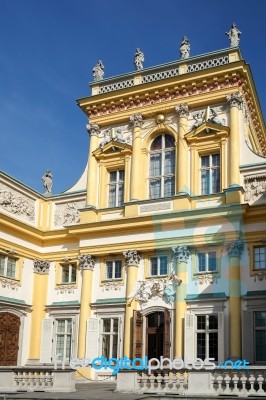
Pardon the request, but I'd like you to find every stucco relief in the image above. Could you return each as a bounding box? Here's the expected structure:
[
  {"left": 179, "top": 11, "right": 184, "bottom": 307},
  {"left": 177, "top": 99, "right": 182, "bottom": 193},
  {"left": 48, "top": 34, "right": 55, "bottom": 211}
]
[
  {"left": 0, "top": 183, "right": 35, "bottom": 222},
  {"left": 0, "top": 276, "right": 20, "bottom": 290},
  {"left": 101, "top": 281, "right": 122, "bottom": 291},
  {"left": 244, "top": 175, "right": 266, "bottom": 204},
  {"left": 54, "top": 201, "right": 85, "bottom": 227},
  {"left": 99, "top": 126, "right": 132, "bottom": 148},
  {"left": 188, "top": 105, "right": 228, "bottom": 131}
]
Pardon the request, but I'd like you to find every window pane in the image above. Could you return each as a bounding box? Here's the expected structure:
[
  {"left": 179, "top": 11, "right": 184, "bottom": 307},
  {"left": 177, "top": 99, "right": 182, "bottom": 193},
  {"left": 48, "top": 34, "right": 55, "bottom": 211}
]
[
  {"left": 108, "top": 184, "right": 116, "bottom": 208},
  {"left": 102, "top": 335, "right": 110, "bottom": 358},
  {"left": 149, "top": 179, "right": 161, "bottom": 199},
  {"left": 164, "top": 134, "right": 175, "bottom": 149},
  {"left": 118, "top": 183, "right": 124, "bottom": 206},
  {"left": 197, "top": 332, "right": 206, "bottom": 359},
  {"left": 212, "top": 154, "right": 220, "bottom": 167},
  {"left": 67, "top": 320, "right": 72, "bottom": 333},
  {"left": 106, "top": 262, "right": 113, "bottom": 279},
  {"left": 118, "top": 170, "right": 124, "bottom": 181},
  {"left": 150, "top": 153, "right": 162, "bottom": 177},
  {"left": 255, "top": 311, "right": 266, "bottom": 328},
  {"left": 66, "top": 335, "right": 71, "bottom": 359},
  {"left": 114, "top": 261, "right": 122, "bottom": 278},
  {"left": 113, "top": 319, "right": 118, "bottom": 333},
  {"left": 164, "top": 150, "right": 175, "bottom": 175},
  {"left": 209, "top": 315, "right": 218, "bottom": 330},
  {"left": 212, "top": 167, "right": 220, "bottom": 193},
  {"left": 159, "top": 256, "right": 167, "bottom": 275},
  {"left": 62, "top": 267, "right": 69, "bottom": 283},
  {"left": 57, "top": 320, "right": 65, "bottom": 333},
  {"left": 164, "top": 177, "right": 174, "bottom": 197},
  {"left": 151, "top": 135, "right": 162, "bottom": 151},
  {"left": 201, "top": 156, "right": 210, "bottom": 168},
  {"left": 7, "top": 257, "right": 16, "bottom": 278},
  {"left": 256, "top": 330, "right": 266, "bottom": 361},
  {"left": 150, "top": 258, "right": 158, "bottom": 275},
  {"left": 197, "top": 315, "right": 206, "bottom": 330},
  {"left": 201, "top": 171, "right": 210, "bottom": 195},
  {"left": 198, "top": 253, "right": 206, "bottom": 272},
  {"left": 110, "top": 171, "right": 116, "bottom": 182},
  {"left": 208, "top": 252, "right": 217, "bottom": 272},
  {"left": 0, "top": 255, "right": 5, "bottom": 275},
  {"left": 71, "top": 265, "right": 77, "bottom": 282},
  {"left": 56, "top": 335, "right": 64, "bottom": 356},
  {"left": 209, "top": 332, "right": 218, "bottom": 360},
  {"left": 103, "top": 319, "right": 111, "bottom": 332},
  {"left": 112, "top": 334, "right": 118, "bottom": 358}
]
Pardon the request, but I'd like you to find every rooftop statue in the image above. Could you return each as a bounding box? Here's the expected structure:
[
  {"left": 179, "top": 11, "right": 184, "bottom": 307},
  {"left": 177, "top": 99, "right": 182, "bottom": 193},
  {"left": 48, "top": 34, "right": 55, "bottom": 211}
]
[
  {"left": 92, "top": 60, "right": 104, "bottom": 81},
  {"left": 42, "top": 170, "right": 53, "bottom": 195},
  {"left": 180, "top": 36, "right": 190, "bottom": 59},
  {"left": 134, "top": 48, "right": 144, "bottom": 70},
  {"left": 225, "top": 23, "right": 241, "bottom": 47}
]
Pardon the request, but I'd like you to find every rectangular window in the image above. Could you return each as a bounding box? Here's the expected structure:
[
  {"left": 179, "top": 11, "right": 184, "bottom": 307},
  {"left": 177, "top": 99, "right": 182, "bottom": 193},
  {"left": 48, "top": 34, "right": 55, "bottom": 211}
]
[
  {"left": 200, "top": 154, "right": 220, "bottom": 195},
  {"left": 0, "top": 255, "right": 16, "bottom": 279},
  {"left": 106, "top": 260, "right": 122, "bottom": 280},
  {"left": 108, "top": 170, "right": 124, "bottom": 208},
  {"left": 254, "top": 311, "right": 266, "bottom": 362},
  {"left": 150, "top": 256, "right": 168, "bottom": 276},
  {"left": 254, "top": 246, "right": 266, "bottom": 270},
  {"left": 101, "top": 318, "right": 119, "bottom": 359},
  {"left": 61, "top": 263, "right": 77, "bottom": 284},
  {"left": 196, "top": 314, "right": 218, "bottom": 361},
  {"left": 55, "top": 319, "right": 72, "bottom": 362},
  {"left": 197, "top": 251, "right": 217, "bottom": 272}
]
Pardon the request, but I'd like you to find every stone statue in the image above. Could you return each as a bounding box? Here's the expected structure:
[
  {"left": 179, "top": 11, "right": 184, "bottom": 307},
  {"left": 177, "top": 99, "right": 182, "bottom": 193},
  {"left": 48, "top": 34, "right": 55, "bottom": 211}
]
[
  {"left": 92, "top": 60, "right": 104, "bottom": 81},
  {"left": 179, "top": 36, "right": 190, "bottom": 59},
  {"left": 208, "top": 108, "right": 223, "bottom": 125},
  {"left": 134, "top": 48, "right": 144, "bottom": 70},
  {"left": 42, "top": 170, "right": 53, "bottom": 195},
  {"left": 225, "top": 23, "right": 241, "bottom": 47},
  {"left": 192, "top": 111, "right": 204, "bottom": 128}
]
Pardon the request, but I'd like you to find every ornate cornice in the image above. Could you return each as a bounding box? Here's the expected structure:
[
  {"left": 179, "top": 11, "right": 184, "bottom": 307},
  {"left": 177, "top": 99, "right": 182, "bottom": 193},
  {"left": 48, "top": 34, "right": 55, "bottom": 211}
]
[
  {"left": 225, "top": 240, "right": 244, "bottom": 258},
  {"left": 175, "top": 103, "right": 190, "bottom": 118},
  {"left": 123, "top": 250, "right": 141, "bottom": 267},
  {"left": 33, "top": 259, "right": 50, "bottom": 274},
  {"left": 172, "top": 246, "right": 191, "bottom": 263},
  {"left": 226, "top": 92, "right": 244, "bottom": 109},
  {"left": 86, "top": 122, "right": 101, "bottom": 136},
  {"left": 129, "top": 114, "right": 143, "bottom": 128},
  {"left": 78, "top": 254, "right": 95, "bottom": 271}
]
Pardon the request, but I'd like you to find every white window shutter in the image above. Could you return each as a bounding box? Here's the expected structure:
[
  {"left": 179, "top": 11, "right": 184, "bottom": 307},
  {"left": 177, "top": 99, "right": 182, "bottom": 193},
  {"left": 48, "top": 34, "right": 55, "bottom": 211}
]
[
  {"left": 184, "top": 313, "right": 194, "bottom": 360},
  {"left": 242, "top": 311, "right": 254, "bottom": 363},
  {"left": 218, "top": 312, "right": 225, "bottom": 362},
  {"left": 85, "top": 317, "right": 100, "bottom": 359},
  {"left": 40, "top": 318, "right": 53, "bottom": 363}
]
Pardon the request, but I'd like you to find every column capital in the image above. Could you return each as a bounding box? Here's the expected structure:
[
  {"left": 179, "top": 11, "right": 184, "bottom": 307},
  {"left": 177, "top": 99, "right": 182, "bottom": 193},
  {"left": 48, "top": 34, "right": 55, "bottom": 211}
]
[
  {"left": 175, "top": 103, "right": 190, "bottom": 119},
  {"left": 226, "top": 92, "right": 244, "bottom": 109},
  {"left": 33, "top": 259, "right": 50, "bottom": 274},
  {"left": 86, "top": 122, "right": 101, "bottom": 136},
  {"left": 172, "top": 245, "right": 191, "bottom": 263},
  {"left": 225, "top": 240, "right": 244, "bottom": 258},
  {"left": 129, "top": 113, "right": 143, "bottom": 128},
  {"left": 78, "top": 254, "right": 95, "bottom": 271},
  {"left": 123, "top": 250, "right": 141, "bottom": 267}
]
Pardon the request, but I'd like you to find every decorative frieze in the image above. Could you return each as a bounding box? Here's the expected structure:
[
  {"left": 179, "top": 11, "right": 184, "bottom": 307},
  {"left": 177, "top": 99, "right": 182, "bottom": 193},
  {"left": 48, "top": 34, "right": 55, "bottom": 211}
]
[
  {"left": 55, "top": 284, "right": 76, "bottom": 294},
  {"left": 172, "top": 246, "right": 191, "bottom": 263},
  {"left": 226, "top": 92, "right": 244, "bottom": 109},
  {"left": 78, "top": 254, "right": 95, "bottom": 271},
  {"left": 175, "top": 103, "right": 190, "bottom": 119},
  {"left": 129, "top": 113, "right": 143, "bottom": 128},
  {"left": 195, "top": 273, "right": 217, "bottom": 285},
  {"left": 0, "top": 184, "right": 35, "bottom": 223},
  {"left": 253, "top": 271, "right": 266, "bottom": 282},
  {"left": 33, "top": 259, "right": 50, "bottom": 274},
  {"left": 54, "top": 201, "right": 84, "bottom": 227},
  {"left": 99, "top": 126, "right": 132, "bottom": 148},
  {"left": 102, "top": 281, "right": 122, "bottom": 292},
  {"left": 225, "top": 240, "right": 244, "bottom": 258},
  {"left": 123, "top": 250, "right": 141, "bottom": 267},
  {"left": 0, "top": 276, "right": 20, "bottom": 290},
  {"left": 244, "top": 174, "right": 266, "bottom": 204},
  {"left": 86, "top": 122, "right": 101, "bottom": 136},
  {"left": 128, "top": 273, "right": 182, "bottom": 306}
]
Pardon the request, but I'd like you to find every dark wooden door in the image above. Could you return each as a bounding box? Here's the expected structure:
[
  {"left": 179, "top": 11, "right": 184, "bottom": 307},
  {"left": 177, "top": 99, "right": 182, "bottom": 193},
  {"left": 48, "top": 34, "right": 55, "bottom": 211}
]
[
  {"left": 0, "top": 312, "right": 20, "bottom": 366},
  {"left": 133, "top": 310, "right": 143, "bottom": 359}
]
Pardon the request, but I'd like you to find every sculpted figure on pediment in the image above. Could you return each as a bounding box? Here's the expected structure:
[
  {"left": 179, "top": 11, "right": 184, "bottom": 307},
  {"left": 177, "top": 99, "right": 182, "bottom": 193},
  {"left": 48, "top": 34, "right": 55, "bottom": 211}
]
[{"left": 0, "top": 186, "right": 35, "bottom": 222}]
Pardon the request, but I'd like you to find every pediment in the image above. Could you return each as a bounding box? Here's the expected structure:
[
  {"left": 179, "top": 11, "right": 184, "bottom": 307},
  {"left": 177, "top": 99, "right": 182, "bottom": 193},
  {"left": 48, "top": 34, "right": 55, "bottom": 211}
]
[
  {"left": 93, "top": 139, "right": 132, "bottom": 158},
  {"left": 185, "top": 122, "right": 230, "bottom": 143}
]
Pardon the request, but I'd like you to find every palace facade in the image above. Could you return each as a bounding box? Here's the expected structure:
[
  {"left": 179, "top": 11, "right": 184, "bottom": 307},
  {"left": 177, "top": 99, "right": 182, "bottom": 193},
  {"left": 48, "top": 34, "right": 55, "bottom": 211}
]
[{"left": 0, "top": 44, "right": 266, "bottom": 380}]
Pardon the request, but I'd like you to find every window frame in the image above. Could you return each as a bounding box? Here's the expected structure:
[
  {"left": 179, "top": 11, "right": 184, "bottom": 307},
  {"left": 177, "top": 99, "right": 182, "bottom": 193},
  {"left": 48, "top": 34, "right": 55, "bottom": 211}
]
[
  {"left": 149, "top": 255, "right": 168, "bottom": 277},
  {"left": 100, "top": 317, "right": 119, "bottom": 359},
  {"left": 195, "top": 314, "right": 219, "bottom": 361},
  {"left": 197, "top": 250, "right": 217, "bottom": 273},
  {"left": 253, "top": 246, "right": 266, "bottom": 271},
  {"left": 108, "top": 169, "right": 124, "bottom": 208},
  {"left": 54, "top": 318, "right": 73, "bottom": 363},
  {"left": 60, "top": 262, "right": 77, "bottom": 284},
  {"left": 0, "top": 254, "right": 17, "bottom": 279},
  {"left": 200, "top": 153, "right": 221, "bottom": 195},
  {"left": 149, "top": 133, "right": 175, "bottom": 200},
  {"left": 105, "top": 259, "right": 122, "bottom": 280},
  {"left": 254, "top": 311, "right": 266, "bottom": 362}
]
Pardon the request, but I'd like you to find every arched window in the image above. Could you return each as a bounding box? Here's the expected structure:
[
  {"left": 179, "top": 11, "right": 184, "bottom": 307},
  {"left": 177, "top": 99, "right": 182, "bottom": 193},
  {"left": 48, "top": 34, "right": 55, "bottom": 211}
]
[{"left": 149, "top": 134, "right": 175, "bottom": 199}]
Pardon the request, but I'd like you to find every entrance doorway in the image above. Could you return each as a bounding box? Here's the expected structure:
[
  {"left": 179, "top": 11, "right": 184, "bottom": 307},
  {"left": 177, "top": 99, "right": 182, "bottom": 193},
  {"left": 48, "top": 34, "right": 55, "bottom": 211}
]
[
  {"left": 146, "top": 312, "right": 164, "bottom": 359},
  {"left": 0, "top": 312, "right": 20, "bottom": 366}
]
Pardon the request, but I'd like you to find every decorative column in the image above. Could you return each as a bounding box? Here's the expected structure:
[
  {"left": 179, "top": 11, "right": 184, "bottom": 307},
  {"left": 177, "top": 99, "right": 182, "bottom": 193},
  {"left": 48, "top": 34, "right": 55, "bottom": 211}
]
[
  {"left": 225, "top": 240, "right": 244, "bottom": 359},
  {"left": 86, "top": 123, "right": 100, "bottom": 207},
  {"left": 172, "top": 245, "right": 191, "bottom": 357},
  {"left": 226, "top": 93, "right": 243, "bottom": 186},
  {"left": 129, "top": 114, "right": 143, "bottom": 200},
  {"left": 77, "top": 254, "right": 95, "bottom": 358},
  {"left": 28, "top": 260, "right": 50, "bottom": 363},
  {"left": 175, "top": 104, "right": 190, "bottom": 193},
  {"left": 123, "top": 250, "right": 141, "bottom": 357}
]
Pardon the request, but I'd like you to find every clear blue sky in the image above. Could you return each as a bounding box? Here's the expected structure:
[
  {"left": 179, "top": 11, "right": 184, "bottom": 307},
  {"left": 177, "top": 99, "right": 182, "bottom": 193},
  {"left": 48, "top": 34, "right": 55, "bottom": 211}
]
[{"left": 0, "top": 0, "right": 265, "bottom": 194}]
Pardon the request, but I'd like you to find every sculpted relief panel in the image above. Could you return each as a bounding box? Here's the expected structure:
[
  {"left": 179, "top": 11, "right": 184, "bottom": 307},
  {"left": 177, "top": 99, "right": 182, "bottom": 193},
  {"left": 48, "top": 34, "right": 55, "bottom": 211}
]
[
  {"left": 244, "top": 174, "right": 266, "bottom": 205},
  {"left": 0, "top": 183, "right": 35, "bottom": 223},
  {"left": 54, "top": 200, "right": 85, "bottom": 227}
]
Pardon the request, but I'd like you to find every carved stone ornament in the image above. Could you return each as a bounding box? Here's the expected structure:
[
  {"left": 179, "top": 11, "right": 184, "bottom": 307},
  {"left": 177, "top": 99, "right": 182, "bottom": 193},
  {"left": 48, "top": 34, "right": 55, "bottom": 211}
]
[
  {"left": 226, "top": 92, "right": 244, "bottom": 109},
  {"left": 0, "top": 276, "right": 20, "bottom": 290},
  {"left": 102, "top": 281, "right": 122, "bottom": 292},
  {"left": 86, "top": 122, "right": 101, "bottom": 136},
  {"left": 123, "top": 250, "right": 141, "bottom": 267},
  {"left": 54, "top": 202, "right": 82, "bottom": 226},
  {"left": 129, "top": 113, "right": 143, "bottom": 128},
  {"left": 253, "top": 271, "right": 266, "bottom": 282},
  {"left": 128, "top": 273, "right": 182, "bottom": 307},
  {"left": 55, "top": 284, "right": 76, "bottom": 294},
  {"left": 244, "top": 175, "right": 266, "bottom": 205},
  {"left": 172, "top": 246, "right": 191, "bottom": 263},
  {"left": 78, "top": 254, "right": 95, "bottom": 271},
  {"left": 225, "top": 240, "right": 244, "bottom": 258},
  {"left": 175, "top": 103, "right": 190, "bottom": 119},
  {"left": 0, "top": 184, "right": 35, "bottom": 222},
  {"left": 196, "top": 273, "right": 217, "bottom": 285},
  {"left": 33, "top": 259, "right": 50, "bottom": 274}
]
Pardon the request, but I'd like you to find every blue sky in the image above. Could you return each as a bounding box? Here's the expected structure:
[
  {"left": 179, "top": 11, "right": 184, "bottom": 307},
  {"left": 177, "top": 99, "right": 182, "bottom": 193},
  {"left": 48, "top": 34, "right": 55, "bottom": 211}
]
[{"left": 0, "top": 0, "right": 265, "bottom": 194}]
